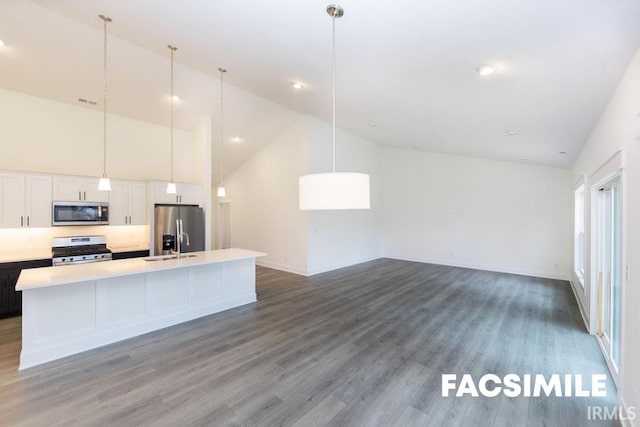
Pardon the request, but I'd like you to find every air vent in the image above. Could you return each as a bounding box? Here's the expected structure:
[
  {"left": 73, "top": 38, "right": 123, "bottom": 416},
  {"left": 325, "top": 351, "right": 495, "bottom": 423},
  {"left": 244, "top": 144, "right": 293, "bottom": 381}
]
[{"left": 78, "top": 98, "right": 97, "bottom": 105}]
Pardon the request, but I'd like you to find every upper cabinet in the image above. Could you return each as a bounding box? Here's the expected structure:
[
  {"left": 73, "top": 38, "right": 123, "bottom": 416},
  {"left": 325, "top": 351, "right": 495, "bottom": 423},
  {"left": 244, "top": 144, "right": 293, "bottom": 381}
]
[
  {"left": 109, "top": 180, "right": 146, "bottom": 226},
  {"left": 0, "top": 172, "right": 52, "bottom": 228},
  {"left": 53, "top": 175, "right": 109, "bottom": 203},
  {"left": 151, "top": 182, "right": 202, "bottom": 205}
]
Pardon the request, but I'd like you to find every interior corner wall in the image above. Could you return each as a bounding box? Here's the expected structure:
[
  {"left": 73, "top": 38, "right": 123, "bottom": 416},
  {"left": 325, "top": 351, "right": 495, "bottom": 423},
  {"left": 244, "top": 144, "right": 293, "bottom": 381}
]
[
  {"left": 0, "top": 88, "right": 197, "bottom": 182},
  {"left": 381, "top": 148, "right": 572, "bottom": 280},
  {"left": 222, "top": 117, "right": 309, "bottom": 275},
  {"left": 305, "top": 117, "right": 383, "bottom": 275},
  {"left": 571, "top": 47, "right": 640, "bottom": 424},
  {"left": 194, "top": 116, "right": 213, "bottom": 250}
]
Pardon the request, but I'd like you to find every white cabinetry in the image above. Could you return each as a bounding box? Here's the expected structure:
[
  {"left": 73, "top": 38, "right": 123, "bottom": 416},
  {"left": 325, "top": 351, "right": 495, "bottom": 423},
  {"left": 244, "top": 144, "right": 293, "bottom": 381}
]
[
  {"left": 109, "top": 180, "right": 146, "bottom": 225},
  {"left": 53, "top": 176, "right": 109, "bottom": 202},
  {"left": 0, "top": 172, "right": 52, "bottom": 228},
  {"left": 152, "top": 182, "right": 201, "bottom": 205}
]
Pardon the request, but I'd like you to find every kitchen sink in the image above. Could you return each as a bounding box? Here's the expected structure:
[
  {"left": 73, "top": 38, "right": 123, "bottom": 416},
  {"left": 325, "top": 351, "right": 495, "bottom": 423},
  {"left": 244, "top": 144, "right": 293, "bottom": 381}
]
[
  {"left": 143, "top": 254, "right": 198, "bottom": 262},
  {"left": 144, "top": 255, "right": 178, "bottom": 262}
]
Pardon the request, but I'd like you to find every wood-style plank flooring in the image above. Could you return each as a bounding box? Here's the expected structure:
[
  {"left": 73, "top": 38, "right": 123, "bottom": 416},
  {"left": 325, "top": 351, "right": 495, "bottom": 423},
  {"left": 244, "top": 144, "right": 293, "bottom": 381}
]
[{"left": 0, "top": 259, "right": 618, "bottom": 426}]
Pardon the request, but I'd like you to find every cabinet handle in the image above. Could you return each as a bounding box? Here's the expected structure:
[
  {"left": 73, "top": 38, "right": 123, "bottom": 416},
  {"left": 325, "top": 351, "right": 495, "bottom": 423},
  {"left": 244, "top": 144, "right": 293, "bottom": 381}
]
[
  {"left": 84, "top": 191, "right": 87, "bottom": 200},
  {"left": 27, "top": 216, "right": 30, "bottom": 227},
  {"left": 129, "top": 216, "right": 132, "bottom": 224},
  {"left": 79, "top": 191, "right": 82, "bottom": 200},
  {"left": 20, "top": 216, "right": 23, "bottom": 227}
]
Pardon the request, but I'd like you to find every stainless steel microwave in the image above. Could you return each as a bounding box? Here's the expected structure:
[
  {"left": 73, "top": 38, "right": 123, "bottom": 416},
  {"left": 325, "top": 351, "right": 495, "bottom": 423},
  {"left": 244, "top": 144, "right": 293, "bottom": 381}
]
[{"left": 52, "top": 201, "right": 109, "bottom": 226}]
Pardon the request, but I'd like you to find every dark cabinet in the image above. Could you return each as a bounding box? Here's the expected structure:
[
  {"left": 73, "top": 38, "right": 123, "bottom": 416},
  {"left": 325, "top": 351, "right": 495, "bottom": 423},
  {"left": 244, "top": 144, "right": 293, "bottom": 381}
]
[
  {"left": 0, "top": 259, "right": 51, "bottom": 318},
  {"left": 112, "top": 250, "right": 149, "bottom": 260},
  {"left": 0, "top": 269, "right": 21, "bottom": 317}
]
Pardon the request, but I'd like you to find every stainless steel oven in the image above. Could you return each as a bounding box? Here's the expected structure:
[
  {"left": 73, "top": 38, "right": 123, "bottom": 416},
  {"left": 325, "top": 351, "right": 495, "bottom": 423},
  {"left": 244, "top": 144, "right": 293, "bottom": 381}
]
[{"left": 52, "top": 201, "right": 109, "bottom": 226}]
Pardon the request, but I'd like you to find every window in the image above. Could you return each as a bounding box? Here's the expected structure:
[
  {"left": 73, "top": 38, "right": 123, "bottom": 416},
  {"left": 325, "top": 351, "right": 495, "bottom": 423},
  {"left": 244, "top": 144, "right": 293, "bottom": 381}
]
[
  {"left": 595, "top": 176, "right": 622, "bottom": 375},
  {"left": 574, "top": 183, "right": 585, "bottom": 286}
]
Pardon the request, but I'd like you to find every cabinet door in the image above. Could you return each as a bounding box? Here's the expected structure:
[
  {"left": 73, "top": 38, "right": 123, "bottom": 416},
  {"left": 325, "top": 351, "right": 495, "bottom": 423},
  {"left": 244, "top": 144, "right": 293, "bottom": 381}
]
[
  {"left": 0, "top": 173, "right": 26, "bottom": 228},
  {"left": 83, "top": 178, "right": 109, "bottom": 203},
  {"left": 109, "top": 181, "right": 128, "bottom": 226},
  {"left": 127, "top": 182, "right": 147, "bottom": 225},
  {"left": 153, "top": 182, "right": 179, "bottom": 204},
  {"left": 25, "top": 174, "right": 52, "bottom": 227},
  {"left": 52, "top": 176, "right": 83, "bottom": 201},
  {"left": 178, "top": 183, "right": 202, "bottom": 205},
  {"left": 0, "top": 277, "right": 8, "bottom": 315}
]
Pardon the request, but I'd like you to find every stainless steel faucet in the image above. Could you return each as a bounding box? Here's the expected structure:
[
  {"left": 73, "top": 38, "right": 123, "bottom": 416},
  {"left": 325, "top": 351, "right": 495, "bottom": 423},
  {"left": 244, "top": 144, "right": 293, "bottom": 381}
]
[{"left": 174, "top": 219, "right": 190, "bottom": 258}]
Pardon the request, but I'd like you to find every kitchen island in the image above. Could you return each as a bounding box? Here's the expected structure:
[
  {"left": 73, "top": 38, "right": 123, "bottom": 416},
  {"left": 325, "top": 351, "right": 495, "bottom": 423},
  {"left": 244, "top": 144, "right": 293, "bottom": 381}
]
[{"left": 16, "top": 248, "right": 265, "bottom": 370}]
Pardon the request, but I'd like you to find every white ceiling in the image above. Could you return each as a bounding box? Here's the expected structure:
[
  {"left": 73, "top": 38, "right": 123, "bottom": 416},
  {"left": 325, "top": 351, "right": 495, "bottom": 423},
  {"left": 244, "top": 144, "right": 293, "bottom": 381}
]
[{"left": 2, "top": 0, "right": 640, "bottom": 171}]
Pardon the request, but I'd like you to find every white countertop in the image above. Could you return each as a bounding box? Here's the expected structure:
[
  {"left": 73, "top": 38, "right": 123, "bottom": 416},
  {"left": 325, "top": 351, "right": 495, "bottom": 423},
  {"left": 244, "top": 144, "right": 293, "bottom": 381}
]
[{"left": 17, "top": 248, "right": 266, "bottom": 291}]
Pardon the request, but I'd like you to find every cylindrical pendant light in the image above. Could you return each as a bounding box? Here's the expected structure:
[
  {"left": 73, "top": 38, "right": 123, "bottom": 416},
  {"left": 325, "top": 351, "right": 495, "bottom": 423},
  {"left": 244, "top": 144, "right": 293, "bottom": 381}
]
[
  {"left": 217, "top": 67, "right": 227, "bottom": 198},
  {"left": 298, "top": 4, "right": 370, "bottom": 210},
  {"left": 166, "top": 45, "right": 178, "bottom": 194},
  {"left": 97, "top": 14, "right": 112, "bottom": 192}
]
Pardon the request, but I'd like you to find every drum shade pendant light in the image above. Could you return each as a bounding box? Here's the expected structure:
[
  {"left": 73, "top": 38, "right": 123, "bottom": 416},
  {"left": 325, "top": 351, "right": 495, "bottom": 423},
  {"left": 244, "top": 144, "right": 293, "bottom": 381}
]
[
  {"left": 298, "top": 4, "right": 370, "bottom": 210},
  {"left": 166, "top": 45, "right": 178, "bottom": 194},
  {"left": 97, "top": 14, "right": 112, "bottom": 191},
  {"left": 217, "top": 67, "right": 227, "bottom": 198}
]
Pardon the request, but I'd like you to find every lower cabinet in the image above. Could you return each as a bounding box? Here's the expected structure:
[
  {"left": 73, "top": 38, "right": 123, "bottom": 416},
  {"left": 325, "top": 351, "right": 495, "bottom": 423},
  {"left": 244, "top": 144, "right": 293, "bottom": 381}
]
[
  {"left": 0, "top": 259, "right": 52, "bottom": 318},
  {"left": 112, "top": 250, "right": 150, "bottom": 260},
  {"left": 0, "top": 270, "right": 21, "bottom": 317}
]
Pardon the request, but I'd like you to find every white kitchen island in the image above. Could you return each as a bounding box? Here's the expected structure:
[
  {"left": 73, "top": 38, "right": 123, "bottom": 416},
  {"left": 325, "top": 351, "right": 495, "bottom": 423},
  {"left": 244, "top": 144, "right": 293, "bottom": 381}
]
[{"left": 16, "top": 248, "right": 265, "bottom": 370}]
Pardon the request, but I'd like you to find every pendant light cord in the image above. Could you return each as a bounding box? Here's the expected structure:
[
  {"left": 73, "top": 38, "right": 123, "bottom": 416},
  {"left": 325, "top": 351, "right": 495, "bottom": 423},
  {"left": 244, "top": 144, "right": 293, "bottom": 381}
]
[
  {"left": 100, "top": 15, "right": 111, "bottom": 178},
  {"left": 219, "top": 68, "right": 226, "bottom": 187},
  {"left": 331, "top": 12, "right": 336, "bottom": 173},
  {"left": 169, "top": 45, "right": 177, "bottom": 183}
]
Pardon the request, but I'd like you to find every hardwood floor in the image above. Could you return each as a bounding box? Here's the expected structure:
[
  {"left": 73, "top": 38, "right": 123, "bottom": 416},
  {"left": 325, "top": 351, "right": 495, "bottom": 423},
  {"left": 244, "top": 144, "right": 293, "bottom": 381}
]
[{"left": 0, "top": 259, "right": 619, "bottom": 426}]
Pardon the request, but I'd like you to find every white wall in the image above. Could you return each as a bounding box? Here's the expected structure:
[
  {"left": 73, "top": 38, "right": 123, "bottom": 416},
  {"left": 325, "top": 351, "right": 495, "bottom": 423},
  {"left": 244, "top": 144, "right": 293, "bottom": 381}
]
[
  {"left": 221, "top": 116, "right": 383, "bottom": 276},
  {"left": 306, "top": 117, "right": 383, "bottom": 275},
  {"left": 222, "top": 117, "right": 309, "bottom": 274},
  {"left": 0, "top": 88, "right": 197, "bottom": 182},
  {"left": 571, "top": 47, "right": 640, "bottom": 424},
  {"left": 382, "top": 148, "right": 572, "bottom": 280}
]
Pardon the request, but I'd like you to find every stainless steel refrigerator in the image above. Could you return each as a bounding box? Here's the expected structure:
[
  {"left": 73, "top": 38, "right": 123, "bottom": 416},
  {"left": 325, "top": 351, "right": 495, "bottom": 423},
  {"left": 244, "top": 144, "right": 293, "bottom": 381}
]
[{"left": 154, "top": 205, "right": 205, "bottom": 256}]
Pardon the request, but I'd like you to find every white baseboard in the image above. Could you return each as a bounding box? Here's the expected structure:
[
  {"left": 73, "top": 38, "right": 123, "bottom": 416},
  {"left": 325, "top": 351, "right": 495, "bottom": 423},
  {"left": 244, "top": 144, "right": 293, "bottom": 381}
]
[
  {"left": 257, "top": 256, "right": 383, "bottom": 277},
  {"left": 256, "top": 259, "right": 308, "bottom": 276},
  {"left": 569, "top": 279, "right": 591, "bottom": 333},
  {"left": 306, "top": 256, "right": 382, "bottom": 276},
  {"left": 619, "top": 396, "right": 637, "bottom": 427},
  {"left": 384, "top": 253, "right": 570, "bottom": 281}
]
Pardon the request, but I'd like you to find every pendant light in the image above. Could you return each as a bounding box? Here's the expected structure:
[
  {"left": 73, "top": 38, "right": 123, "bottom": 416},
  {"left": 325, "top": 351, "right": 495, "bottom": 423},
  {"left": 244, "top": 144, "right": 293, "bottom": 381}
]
[
  {"left": 97, "top": 14, "right": 112, "bottom": 191},
  {"left": 166, "top": 45, "right": 178, "bottom": 194},
  {"left": 298, "top": 4, "right": 370, "bottom": 210},
  {"left": 217, "top": 67, "right": 227, "bottom": 198}
]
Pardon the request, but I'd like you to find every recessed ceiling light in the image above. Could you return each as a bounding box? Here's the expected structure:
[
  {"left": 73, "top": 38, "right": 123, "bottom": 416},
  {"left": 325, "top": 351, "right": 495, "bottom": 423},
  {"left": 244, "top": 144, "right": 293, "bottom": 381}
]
[
  {"left": 0, "top": 39, "right": 5, "bottom": 48},
  {"left": 505, "top": 130, "right": 518, "bottom": 136},
  {"left": 518, "top": 156, "right": 527, "bottom": 161},
  {"left": 477, "top": 64, "right": 499, "bottom": 76},
  {"left": 368, "top": 122, "right": 376, "bottom": 127},
  {"left": 231, "top": 136, "right": 243, "bottom": 143},
  {"left": 292, "top": 82, "right": 303, "bottom": 90},
  {"left": 172, "top": 95, "right": 181, "bottom": 102}
]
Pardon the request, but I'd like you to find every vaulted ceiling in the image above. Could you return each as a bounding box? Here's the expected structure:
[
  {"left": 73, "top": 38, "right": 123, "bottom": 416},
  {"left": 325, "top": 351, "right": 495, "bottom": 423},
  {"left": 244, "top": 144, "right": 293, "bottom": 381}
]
[{"left": 2, "top": 0, "right": 640, "bottom": 171}]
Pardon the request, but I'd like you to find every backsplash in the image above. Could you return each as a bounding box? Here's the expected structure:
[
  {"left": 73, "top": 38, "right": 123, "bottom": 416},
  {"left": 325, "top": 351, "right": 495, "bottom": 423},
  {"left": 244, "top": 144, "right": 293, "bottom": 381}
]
[{"left": 0, "top": 225, "right": 149, "bottom": 261}]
